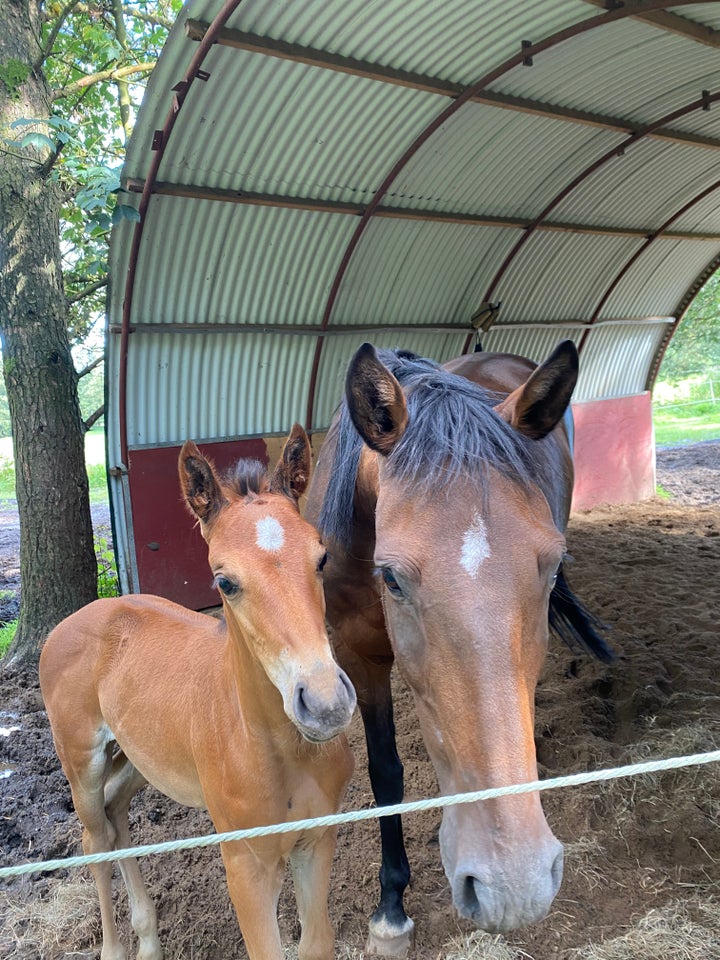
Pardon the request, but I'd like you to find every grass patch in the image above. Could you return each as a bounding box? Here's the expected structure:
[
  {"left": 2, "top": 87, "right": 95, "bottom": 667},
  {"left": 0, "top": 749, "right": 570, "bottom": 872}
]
[
  {"left": 653, "top": 405, "right": 720, "bottom": 446},
  {"left": 0, "top": 432, "right": 108, "bottom": 503},
  {"left": 0, "top": 619, "right": 17, "bottom": 657}
]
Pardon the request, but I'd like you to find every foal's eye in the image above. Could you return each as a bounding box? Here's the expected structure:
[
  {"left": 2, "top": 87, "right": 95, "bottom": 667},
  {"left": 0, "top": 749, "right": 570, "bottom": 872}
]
[
  {"left": 381, "top": 567, "right": 404, "bottom": 599},
  {"left": 317, "top": 551, "right": 328, "bottom": 573},
  {"left": 214, "top": 575, "right": 239, "bottom": 597}
]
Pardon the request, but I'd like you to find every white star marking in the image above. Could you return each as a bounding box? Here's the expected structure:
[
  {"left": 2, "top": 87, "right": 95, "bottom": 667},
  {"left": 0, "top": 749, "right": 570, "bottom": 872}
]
[
  {"left": 256, "top": 516, "right": 285, "bottom": 553},
  {"left": 460, "top": 512, "right": 491, "bottom": 578}
]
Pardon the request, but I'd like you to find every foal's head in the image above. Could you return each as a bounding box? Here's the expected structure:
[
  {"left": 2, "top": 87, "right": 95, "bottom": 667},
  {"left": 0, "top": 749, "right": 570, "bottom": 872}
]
[{"left": 179, "top": 425, "right": 356, "bottom": 742}]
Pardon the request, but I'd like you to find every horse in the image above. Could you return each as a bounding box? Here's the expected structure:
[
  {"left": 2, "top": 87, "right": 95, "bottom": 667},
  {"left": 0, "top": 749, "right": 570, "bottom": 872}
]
[
  {"left": 304, "top": 341, "right": 613, "bottom": 956},
  {"left": 39, "top": 425, "right": 356, "bottom": 960}
]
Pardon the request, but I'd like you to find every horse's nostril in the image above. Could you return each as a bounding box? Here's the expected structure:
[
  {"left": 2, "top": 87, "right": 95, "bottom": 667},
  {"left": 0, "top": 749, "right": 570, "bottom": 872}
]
[
  {"left": 551, "top": 848, "right": 564, "bottom": 891},
  {"left": 461, "top": 874, "right": 482, "bottom": 915}
]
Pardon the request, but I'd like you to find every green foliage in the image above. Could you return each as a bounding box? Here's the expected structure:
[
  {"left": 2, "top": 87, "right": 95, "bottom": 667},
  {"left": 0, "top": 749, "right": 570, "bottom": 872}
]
[
  {"left": 37, "top": 0, "right": 182, "bottom": 344},
  {"left": 95, "top": 536, "right": 119, "bottom": 598},
  {"left": 660, "top": 271, "right": 720, "bottom": 381}
]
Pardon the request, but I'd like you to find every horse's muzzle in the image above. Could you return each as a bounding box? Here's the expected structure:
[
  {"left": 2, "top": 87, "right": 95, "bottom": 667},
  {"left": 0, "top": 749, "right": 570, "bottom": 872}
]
[
  {"left": 451, "top": 841, "right": 564, "bottom": 932},
  {"left": 292, "top": 668, "right": 357, "bottom": 741}
]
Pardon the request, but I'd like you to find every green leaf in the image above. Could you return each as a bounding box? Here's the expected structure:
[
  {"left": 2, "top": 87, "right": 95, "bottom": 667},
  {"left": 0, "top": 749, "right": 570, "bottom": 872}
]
[
  {"left": 14, "top": 132, "right": 56, "bottom": 152},
  {"left": 111, "top": 204, "right": 142, "bottom": 224}
]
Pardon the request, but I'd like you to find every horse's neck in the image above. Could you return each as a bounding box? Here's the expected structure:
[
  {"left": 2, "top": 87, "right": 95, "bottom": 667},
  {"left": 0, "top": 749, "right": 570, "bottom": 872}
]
[{"left": 221, "top": 613, "right": 295, "bottom": 740}]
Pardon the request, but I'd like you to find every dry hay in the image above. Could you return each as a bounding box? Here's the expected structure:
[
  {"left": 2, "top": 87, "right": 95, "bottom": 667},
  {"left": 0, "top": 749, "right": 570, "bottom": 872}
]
[{"left": 0, "top": 877, "right": 100, "bottom": 958}]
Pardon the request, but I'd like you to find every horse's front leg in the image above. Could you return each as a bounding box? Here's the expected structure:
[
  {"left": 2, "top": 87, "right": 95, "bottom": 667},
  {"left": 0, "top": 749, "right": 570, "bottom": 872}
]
[
  {"left": 219, "top": 839, "right": 285, "bottom": 960},
  {"left": 359, "top": 660, "right": 414, "bottom": 957}
]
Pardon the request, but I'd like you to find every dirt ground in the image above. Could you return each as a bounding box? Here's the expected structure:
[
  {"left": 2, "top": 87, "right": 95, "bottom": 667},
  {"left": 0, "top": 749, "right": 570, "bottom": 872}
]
[{"left": 1, "top": 441, "right": 719, "bottom": 959}]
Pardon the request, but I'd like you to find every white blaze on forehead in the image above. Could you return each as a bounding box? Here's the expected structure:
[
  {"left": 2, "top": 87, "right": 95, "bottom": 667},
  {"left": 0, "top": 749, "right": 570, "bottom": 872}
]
[
  {"left": 460, "top": 512, "right": 491, "bottom": 578},
  {"left": 256, "top": 515, "right": 285, "bottom": 553}
]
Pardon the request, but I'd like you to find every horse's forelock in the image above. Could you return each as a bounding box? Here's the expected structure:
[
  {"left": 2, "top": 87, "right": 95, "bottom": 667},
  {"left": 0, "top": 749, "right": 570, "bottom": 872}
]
[
  {"left": 317, "top": 349, "right": 561, "bottom": 548},
  {"left": 221, "top": 458, "right": 268, "bottom": 499}
]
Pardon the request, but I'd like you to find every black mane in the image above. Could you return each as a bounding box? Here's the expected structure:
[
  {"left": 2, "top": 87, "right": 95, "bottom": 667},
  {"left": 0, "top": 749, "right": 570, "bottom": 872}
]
[
  {"left": 316, "top": 347, "right": 614, "bottom": 664},
  {"left": 317, "top": 348, "right": 560, "bottom": 549}
]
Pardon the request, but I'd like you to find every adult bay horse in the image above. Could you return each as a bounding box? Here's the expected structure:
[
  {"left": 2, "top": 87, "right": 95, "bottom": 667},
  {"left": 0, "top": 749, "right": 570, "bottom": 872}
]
[
  {"left": 40, "top": 425, "right": 356, "bottom": 960},
  {"left": 304, "top": 341, "right": 613, "bottom": 956}
]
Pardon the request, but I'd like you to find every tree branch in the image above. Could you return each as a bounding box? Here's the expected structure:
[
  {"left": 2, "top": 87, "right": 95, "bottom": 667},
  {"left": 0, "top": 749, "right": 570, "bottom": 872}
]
[
  {"left": 35, "top": 0, "right": 84, "bottom": 70},
  {"left": 77, "top": 355, "right": 104, "bottom": 380},
  {"left": 67, "top": 277, "right": 108, "bottom": 304},
  {"left": 52, "top": 62, "right": 155, "bottom": 100},
  {"left": 122, "top": 4, "right": 175, "bottom": 31},
  {"left": 84, "top": 404, "right": 105, "bottom": 433},
  {"left": 112, "top": 0, "right": 133, "bottom": 143}
]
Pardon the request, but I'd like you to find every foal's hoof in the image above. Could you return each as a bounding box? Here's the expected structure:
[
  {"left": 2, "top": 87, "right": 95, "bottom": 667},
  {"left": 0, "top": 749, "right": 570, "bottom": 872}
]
[{"left": 365, "top": 916, "right": 415, "bottom": 957}]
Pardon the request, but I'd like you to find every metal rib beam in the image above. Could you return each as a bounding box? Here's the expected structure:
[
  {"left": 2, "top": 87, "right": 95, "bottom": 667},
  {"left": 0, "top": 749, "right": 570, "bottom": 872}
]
[
  {"left": 121, "top": 179, "right": 720, "bottom": 242},
  {"left": 465, "top": 86, "right": 720, "bottom": 354},
  {"left": 579, "top": 174, "right": 720, "bottom": 352},
  {"left": 301, "top": 0, "right": 713, "bottom": 430},
  {"left": 185, "top": 18, "right": 720, "bottom": 152}
]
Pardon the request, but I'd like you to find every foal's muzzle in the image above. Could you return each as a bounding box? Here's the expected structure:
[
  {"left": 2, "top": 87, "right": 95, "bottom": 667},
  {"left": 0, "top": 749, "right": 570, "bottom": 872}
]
[{"left": 292, "top": 668, "right": 356, "bottom": 741}]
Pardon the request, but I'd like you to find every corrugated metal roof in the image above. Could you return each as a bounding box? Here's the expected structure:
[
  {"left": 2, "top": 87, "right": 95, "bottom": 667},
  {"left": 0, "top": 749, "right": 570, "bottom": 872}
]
[{"left": 107, "top": 0, "right": 720, "bottom": 594}]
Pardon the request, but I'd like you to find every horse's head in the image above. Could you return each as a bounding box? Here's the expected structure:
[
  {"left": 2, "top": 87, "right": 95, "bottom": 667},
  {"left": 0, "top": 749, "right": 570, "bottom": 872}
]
[
  {"left": 179, "top": 425, "right": 356, "bottom": 743},
  {"left": 345, "top": 343, "right": 578, "bottom": 932}
]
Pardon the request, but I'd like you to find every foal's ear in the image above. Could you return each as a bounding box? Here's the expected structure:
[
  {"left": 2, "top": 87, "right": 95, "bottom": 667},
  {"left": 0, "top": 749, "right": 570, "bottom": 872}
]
[
  {"left": 345, "top": 343, "right": 408, "bottom": 456},
  {"left": 494, "top": 340, "right": 578, "bottom": 440},
  {"left": 179, "top": 440, "right": 227, "bottom": 529},
  {"left": 268, "top": 423, "right": 312, "bottom": 504}
]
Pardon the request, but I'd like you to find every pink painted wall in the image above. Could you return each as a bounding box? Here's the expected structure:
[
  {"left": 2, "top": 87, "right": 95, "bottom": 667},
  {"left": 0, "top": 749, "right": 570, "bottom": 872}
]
[{"left": 571, "top": 392, "right": 656, "bottom": 512}]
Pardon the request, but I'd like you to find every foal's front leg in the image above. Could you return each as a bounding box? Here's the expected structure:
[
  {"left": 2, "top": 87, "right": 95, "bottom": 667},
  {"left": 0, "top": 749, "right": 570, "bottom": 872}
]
[
  {"left": 290, "top": 827, "right": 337, "bottom": 960},
  {"left": 219, "top": 839, "right": 286, "bottom": 960}
]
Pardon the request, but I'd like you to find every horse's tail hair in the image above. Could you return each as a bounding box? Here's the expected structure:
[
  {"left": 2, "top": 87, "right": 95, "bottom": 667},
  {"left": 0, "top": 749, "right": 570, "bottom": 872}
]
[{"left": 549, "top": 564, "right": 615, "bottom": 663}]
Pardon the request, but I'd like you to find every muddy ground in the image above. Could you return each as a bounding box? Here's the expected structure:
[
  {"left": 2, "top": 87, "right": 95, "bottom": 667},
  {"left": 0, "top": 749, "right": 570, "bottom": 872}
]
[{"left": 1, "top": 441, "right": 719, "bottom": 959}]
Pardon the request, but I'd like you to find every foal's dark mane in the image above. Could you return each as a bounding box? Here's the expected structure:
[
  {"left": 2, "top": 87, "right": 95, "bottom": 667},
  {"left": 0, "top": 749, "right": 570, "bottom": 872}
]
[
  {"left": 222, "top": 459, "right": 267, "bottom": 498},
  {"left": 317, "top": 349, "right": 559, "bottom": 550}
]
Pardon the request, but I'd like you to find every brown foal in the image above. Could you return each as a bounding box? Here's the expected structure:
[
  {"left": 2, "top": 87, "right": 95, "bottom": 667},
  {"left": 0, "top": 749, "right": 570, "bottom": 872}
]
[{"left": 40, "top": 425, "right": 355, "bottom": 960}]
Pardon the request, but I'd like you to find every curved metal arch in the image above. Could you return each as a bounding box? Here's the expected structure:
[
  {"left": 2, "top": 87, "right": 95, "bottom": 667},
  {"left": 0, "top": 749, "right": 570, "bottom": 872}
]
[
  {"left": 472, "top": 87, "right": 720, "bottom": 351},
  {"left": 646, "top": 248, "right": 720, "bottom": 391},
  {"left": 578, "top": 174, "right": 720, "bottom": 353},
  {"left": 304, "top": 0, "right": 712, "bottom": 428},
  {"left": 118, "top": 0, "right": 245, "bottom": 467}
]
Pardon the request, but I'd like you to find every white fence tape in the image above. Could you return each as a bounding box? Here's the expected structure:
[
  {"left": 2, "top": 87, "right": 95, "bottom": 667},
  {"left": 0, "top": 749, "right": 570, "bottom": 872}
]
[{"left": 1, "top": 749, "right": 719, "bottom": 880}]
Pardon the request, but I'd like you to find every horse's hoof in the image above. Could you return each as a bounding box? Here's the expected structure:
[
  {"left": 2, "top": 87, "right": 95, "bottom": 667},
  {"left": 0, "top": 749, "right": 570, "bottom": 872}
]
[{"left": 365, "top": 916, "right": 415, "bottom": 957}]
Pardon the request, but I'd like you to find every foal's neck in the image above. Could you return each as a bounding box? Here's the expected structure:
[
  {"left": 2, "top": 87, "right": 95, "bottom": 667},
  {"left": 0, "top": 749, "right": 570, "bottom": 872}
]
[{"left": 221, "top": 609, "right": 296, "bottom": 740}]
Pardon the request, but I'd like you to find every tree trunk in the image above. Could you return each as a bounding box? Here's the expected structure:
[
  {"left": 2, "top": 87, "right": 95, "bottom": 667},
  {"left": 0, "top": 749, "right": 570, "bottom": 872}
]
[{"left": 0, "top": 0, "right": 97, "bottom": 664}]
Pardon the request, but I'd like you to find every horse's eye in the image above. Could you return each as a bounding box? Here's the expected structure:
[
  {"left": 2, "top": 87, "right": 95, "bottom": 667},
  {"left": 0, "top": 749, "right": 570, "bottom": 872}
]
[
  {"left": 318, "top": 551, "right": 328, "bottom": 573},
  {"left": 214, "top": 575, "right": 239, "bottom": 597},
  {"left": 381, "top": 567, "right": 404, "bottom": 599}
]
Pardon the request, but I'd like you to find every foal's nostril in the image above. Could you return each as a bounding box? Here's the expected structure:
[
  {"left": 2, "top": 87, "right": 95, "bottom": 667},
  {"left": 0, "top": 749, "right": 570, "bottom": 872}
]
[
  {"left": 338, "top": 669, "right": 357, "bottom": 710},
  {"left": 293, "top": 683, "right": 310, "bottom": 721}
]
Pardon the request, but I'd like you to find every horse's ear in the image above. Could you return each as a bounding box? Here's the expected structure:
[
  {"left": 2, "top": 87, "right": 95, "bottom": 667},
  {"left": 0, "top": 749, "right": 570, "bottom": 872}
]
[
  {"left": 179, "top": 440, "right": 227, "bottom": 529},
  {"left": 494, "top": 340, "right": 578, "bottom": 440},
  {"left": 345, "top": 343, "right": 408, "bottom": 456},
  {"left": 268, "top": 423, "right": 311, "bottom": 504}
]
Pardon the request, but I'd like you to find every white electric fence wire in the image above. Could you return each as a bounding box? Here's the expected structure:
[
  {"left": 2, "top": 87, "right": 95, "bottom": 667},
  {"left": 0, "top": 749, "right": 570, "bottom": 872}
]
[{"left": 1, "top": 749, "right": 718, "bottom": 879}]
